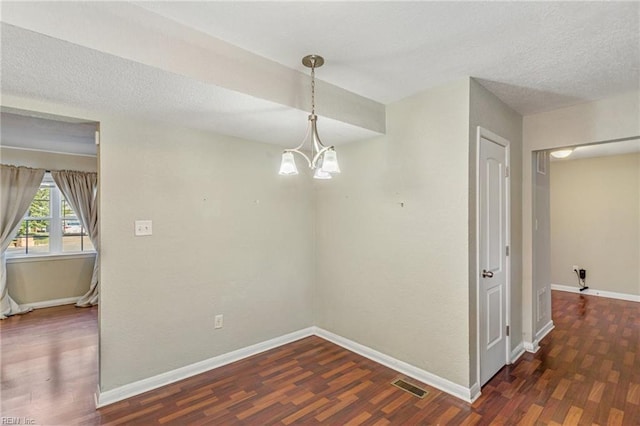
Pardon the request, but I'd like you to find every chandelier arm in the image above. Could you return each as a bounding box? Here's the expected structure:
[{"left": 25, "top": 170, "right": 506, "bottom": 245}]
[
  {"left": 289, "top": 118, "right": 313, "bottom": 152},
  {"left": 311, "top": 146, "right": 332, "bottom": 169},
  {"left": 312, "top": 134, "right": 321, "bottom": 161},
  {"left": 285, "top": 148, "right": 312, "bottom": 168},
  {"left": 311, "top": 117, "right": 328, "bottom": 149}
]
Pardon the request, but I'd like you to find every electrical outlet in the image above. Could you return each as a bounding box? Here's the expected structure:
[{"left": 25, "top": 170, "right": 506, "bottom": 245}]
[
  {"left": 214, "top": 314, "right": 223, "bottom": 329},
  {"left": 135, "top": 220, "right": 153, "bottom": 236},
  {"left": 572, "top": 265, "right": 579, "bottom": 272}
]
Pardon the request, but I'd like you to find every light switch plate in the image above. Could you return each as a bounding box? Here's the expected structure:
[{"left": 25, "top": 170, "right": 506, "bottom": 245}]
[{"left": 135, "top": 220, "right": 152, "bottom": 236}]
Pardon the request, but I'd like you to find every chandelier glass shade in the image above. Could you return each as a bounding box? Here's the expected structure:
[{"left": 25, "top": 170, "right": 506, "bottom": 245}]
[{"left": 278, "top": 54, "right": 340, "bottom": 179}]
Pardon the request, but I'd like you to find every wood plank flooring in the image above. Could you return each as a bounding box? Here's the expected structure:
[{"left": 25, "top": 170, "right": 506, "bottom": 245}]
[
  {"left": 0, "top": 304, "right": 99, "bottom": 424},
  {"left": 1, "top": 291, "right": 638, "bottom": 424}
]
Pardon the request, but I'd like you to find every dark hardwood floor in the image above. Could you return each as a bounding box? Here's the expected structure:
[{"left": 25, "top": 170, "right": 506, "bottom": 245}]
[
  {"left": 1, "top": 291, "right": 638, "bottom": 425},
  {"left": 0, "top": 304, "right": 99, "bottom": 424}
]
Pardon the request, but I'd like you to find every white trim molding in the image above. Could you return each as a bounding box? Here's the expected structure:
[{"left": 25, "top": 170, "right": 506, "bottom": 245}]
[
  {"left": 22, "top": 297, "right": 80, "bottom": 310},
  {"left": 314, "top": 327, "right": 480, "bottom": 403},
  {"left": 510, "top": 342, "right": 525, "bottom": 364},
  {"left": 0, "top": 145, "right": 98, "bottom": 158},
  {"left": 523, "top": 320, "right": 554, "bottom": 354},
  {"left": 523, "top": 340, "right": 539, "bottom": 354},
  {"left": 97, "top": 326, "right": 483, "bottom": 409},
  {"left": 536, "top": 320, "right": 554, "bottom": 343},
  {"left": 469, "top": 383, "right": 481, "bottom": 402},
  {"left": 96, "top": 327, "right": 315, "bottom": 408},
  {"left": 551, "top": 284, "right": 640, "bottom": 303},
  {"left": 475, "top": 126, "right": 512, "bottom": 391},
  {"left": 7, "top": 251, "right": 97, "bottom": 264}
]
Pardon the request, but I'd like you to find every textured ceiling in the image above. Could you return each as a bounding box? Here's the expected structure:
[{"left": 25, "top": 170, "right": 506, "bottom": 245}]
[
  {"left": 137, "top": 1, "right": 640, "bottom": 114},
  {"left": 0, "top": 23, "right": 380, "bottom": 148},
  {"left": 1, "top": 1, "right": 638, "bottom": 153}
]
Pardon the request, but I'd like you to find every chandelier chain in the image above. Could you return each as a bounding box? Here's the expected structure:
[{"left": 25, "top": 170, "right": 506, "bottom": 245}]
[{"left": 311, "top": 64, "right": 316, "bottom": 115}]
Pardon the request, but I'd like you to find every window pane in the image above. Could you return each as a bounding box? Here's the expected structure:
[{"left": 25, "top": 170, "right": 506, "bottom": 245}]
[
  {"left": 62, "top": 234, "right": 83, "bottom": 252},
  {"left": 61, "top": 198, "right": 75, "bottom": 218},
  {"left": 26, "top": 219, "right": 48, "bottom": 235},
  {"left": 16, "top": 222, "right": 27, "bottom": 237},
  {"left": 62, "top": 219, "right": 83, "bottom": 235},
  {"left": 83, "top": 234, "right": 95, "bottom": 251},
  {"left": 29, "top": 187, "right": 51, "bottom": 217},
  {"left": 62, "top": 232, "right": 94, "bottom": 252},
  {"left": 27, "top": 219, "right": 50, "bottom": 254},
  {"left": 8, "top": 180, "right": 96, "bottom": 257},
  {"left": 7, "top": 237, "right": 26, "bottom": 255},
  {"left": 61, "top": 197, "right": 94, "bottom": 252},
  {"left": 62, "top": 218, "right": 87, "bottom": 252}
]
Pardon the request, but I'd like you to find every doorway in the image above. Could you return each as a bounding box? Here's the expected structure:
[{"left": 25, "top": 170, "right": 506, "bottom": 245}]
[
  {"left": 546, "top": 139, "right": 640, "bottom": 299},
  {"left": 0, "top": 107, "right": 100, "bottom": 417},
  {"left": 529, "top": 137, "right": 640, "bottom": 351},
  {"left": 1, "top": 108, "right": 99, "bottom": 307}
]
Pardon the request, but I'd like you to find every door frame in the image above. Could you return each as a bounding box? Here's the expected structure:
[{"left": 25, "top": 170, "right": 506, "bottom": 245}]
[{"left": 475, "top": 126, "right": 511, "bottom": 388}]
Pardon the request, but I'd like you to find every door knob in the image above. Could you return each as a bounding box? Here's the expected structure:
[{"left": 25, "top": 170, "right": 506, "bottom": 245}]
[{"left": 482, "top": 270, "right": 494, "bottom": 278}]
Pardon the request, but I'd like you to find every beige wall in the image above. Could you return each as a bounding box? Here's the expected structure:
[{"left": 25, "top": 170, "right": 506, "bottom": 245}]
[
  {"left": 2, "top": 95, "right": 315, "bottom": 394},
  {"left": 11, "top": 89, "right": 635, "bottom": 402},
  {"left": 98, "top": 117, "right": 315, "bottom": 391},
  {"left": 522, "top": 91, "right": 640, "bottom": 346},
  {"left": 550, "top": 153, "right": 640, "bottom": 296},
  {"left": 315, "top": 79, "right": 523, "bottom": 392},
  {"left": 1, "top": 147, "right": 97, "bottom": 304},
  {"left": 7, "top": 255, "right": 95, "bottom": 303},
  {"left": 468, "top": 79, "right": 523, "bottom": 383},
  {"left": 315, "top": 79, "right": 473, "bottom": 388}
]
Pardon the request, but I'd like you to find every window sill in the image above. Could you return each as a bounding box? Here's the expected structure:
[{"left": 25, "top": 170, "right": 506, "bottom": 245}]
[{"left": 6, "top": 251, "right": 96, "bottom": 264}]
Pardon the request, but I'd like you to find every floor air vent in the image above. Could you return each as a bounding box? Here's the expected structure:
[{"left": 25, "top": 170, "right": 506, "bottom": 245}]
[{"left": 391, "top": 378, "right": 428, "bottom": 398}]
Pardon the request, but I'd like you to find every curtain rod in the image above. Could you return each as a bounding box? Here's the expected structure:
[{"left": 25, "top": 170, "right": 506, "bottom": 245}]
[{"left": 1, "top": 164, "right": 95, "bottom": 174}]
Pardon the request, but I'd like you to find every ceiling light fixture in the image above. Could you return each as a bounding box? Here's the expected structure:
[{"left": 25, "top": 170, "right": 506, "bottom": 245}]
[
  {"left": 279, "top": 54, "right": 340, "bottom": 179},
  {"left": 550, "top": 149, "right": 573, "bottom": 159}
]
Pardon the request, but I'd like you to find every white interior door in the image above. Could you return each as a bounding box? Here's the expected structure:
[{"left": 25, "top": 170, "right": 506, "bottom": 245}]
[{"left": 479, "top": 135, "right": 508, "bottom": 386}]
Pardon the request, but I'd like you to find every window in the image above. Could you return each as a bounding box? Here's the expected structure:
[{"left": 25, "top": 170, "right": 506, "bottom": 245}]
[{"left": 7, "top": 173, "right": 94, "bottom": 256}]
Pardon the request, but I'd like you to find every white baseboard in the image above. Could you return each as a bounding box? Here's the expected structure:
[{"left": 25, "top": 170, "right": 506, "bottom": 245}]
[
  {"left": 96, "top": 327, "right": 315, "bottom": 408},
  {"left": 97, "top": 326, "right": 482, "bottom": 408},
  {"left": 551, "top": 284, "right": 640, "bottom": 303},
  {"left": 468, "top": 382, "right": 481, "bottom": 402},
  {"left": 22, "top": 297, "right": 80, "bottom": 310},
  {"left": 510, "top": 342, "right": 525, "bottom": 363},
  {"left": 313, "top": 327, "right": 479, "bottom": 403},
  {"left": 536, "top": 320, "right": 554, "bottom": 343},
  {"left": 523, "top": 320, "right": 554, "bottom": 354},
  {"left": 523, "top": 340, "right": 539, "bottom": 353}
]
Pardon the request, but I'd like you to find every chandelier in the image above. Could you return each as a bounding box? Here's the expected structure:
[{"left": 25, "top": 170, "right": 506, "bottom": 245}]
[{"left": 278, "top": 54, "right": 341, "bottom": 180}]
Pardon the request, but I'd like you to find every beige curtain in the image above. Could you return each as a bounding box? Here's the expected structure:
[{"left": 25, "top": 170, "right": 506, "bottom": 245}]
[
  {"left": 1, "top": 165, "right": 46, "bottom": 319},
  {"left": 52, "top": 170, "right": 99, "bottom": 307}
]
